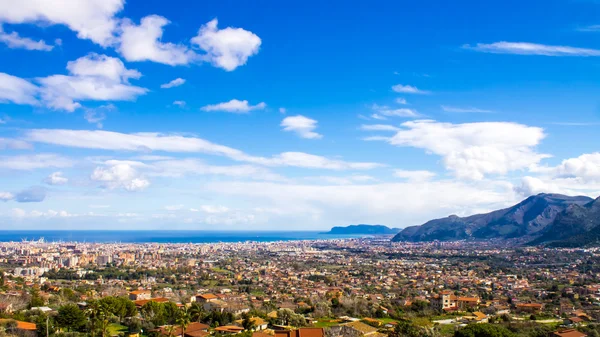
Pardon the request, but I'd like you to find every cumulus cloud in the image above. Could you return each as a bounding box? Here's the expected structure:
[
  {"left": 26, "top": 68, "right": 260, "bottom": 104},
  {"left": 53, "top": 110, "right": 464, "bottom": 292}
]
[
  {"left": 118, "top": 15, "right": 197, "bottom": 66},
  {"left": 281, "top": 115, "right": 323, "bottom": 139},
  {"left": 160, "top": 78, "right": 185, "bottom": 89},
  {"left": 391, "top": 84, "right": 429, "bottom": 94},
  {"left": 395, "top": 98, "right": 407, "bottom": 105},
  {"left": 91, "top": 162, "right": 150, "bottom": 191},
  {"left": 0, "top": 25, "right": 54, "bottom": 51},
  {"left": 44, "top": 171, "right": 68, "bottom": 185},
  {"left": 26, "top": 129, "right": 382, "bottom": 170},
  {"left": 173, "top": 100, "right": 186, "bottom": 107},
  {"left": 191, "top": 19, "right": 261, "bottom": 71},
  {"left": 0, "top": 0, "right": 125, "bottom": 46},
  {"left": 38, "top": 53, "right": 147, "bottom": 111},
  {"left": 201, "top": 99, "right": 266, "bottom": 113},
  {"left": 463, "top": 41, "right": 600, "bottom": 56},
  {"left": 0, "top": 192, "right": 14, "bottom": 201},
  {"left": 383, "top": 120, "right": 548, "bottom": 180}
]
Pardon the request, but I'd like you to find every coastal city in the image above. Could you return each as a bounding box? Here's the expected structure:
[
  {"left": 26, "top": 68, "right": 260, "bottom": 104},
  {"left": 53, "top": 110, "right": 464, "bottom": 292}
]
[{"left": 1, "top": 237, "right": 599, "bottom": 337}]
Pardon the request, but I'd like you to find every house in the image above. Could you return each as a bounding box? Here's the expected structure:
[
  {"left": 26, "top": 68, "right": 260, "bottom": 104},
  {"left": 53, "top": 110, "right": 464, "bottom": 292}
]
[
  {"left": 564, "top": 317, "right": 584, "bottom": 327},
  {"left": 516, "top": 303, "right": 543, "bottom": 314},
  {"left": 129, "top": 290, "right": 152, "bottom": 301},
  {"left": 431, "top": 291, "right": 457, "bottom": 311},
  {"left": 274, "top": 328, "right": 324, "bottom": 337},
  {"left": 234, "top": 317, "right": 269, "bottom": 331},
  {"left": 554, "top": 330, "right": 587, "bottom": 337},
  {"left": 214, "top": 326, "right": 245, "bottom": 335},
  {"left": 0, "top": 319, "right": 37, "bottom": 336},
  {"left": 195, "top": 294, "right": 219, "bottom": 303}
]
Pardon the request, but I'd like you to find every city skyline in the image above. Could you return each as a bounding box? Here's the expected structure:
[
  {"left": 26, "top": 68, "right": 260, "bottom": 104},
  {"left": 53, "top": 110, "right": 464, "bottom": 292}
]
[{"left": 1, "top": 0, "right": 600, "bottom": 230}]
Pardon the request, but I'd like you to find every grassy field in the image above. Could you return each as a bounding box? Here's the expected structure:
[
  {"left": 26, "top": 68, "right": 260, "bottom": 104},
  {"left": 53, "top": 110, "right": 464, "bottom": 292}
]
[
  {"left": 107, "top": 323, "right": 128, "bottom": 336},
  {"left": 313, "top": 319, "right": 342, "bottom": 328}
]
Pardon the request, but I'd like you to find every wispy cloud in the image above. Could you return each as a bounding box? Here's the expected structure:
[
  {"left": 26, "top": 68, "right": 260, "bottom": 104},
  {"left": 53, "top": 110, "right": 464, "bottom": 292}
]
[
  {"left": 577, "top": 24, "right": 600, "bottom": 32},
  {"left": 549, "top": 122, "right": 600, "bottom": 126},
  {"left": 441, "top": 105, "right": 492, "bottom": 113},
  {"left": 160, "top": 78, "right": 185, "bottom": 89},
  {"left": 371, "top": 104, "right": 420, "bottom": 118},
  {"left": 201, "top": 99, "right": 266, "bottom": 113},
  {"left": 391, "top": 84, "right": 430, "bottom": 94},
  {"left": 463, "top": 41, "right": 600, "bottom": 56}
]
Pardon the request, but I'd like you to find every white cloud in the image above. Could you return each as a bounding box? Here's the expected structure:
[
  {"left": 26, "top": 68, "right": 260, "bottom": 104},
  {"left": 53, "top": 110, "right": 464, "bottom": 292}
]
[
  {"left": 441, "top": 105, "right": 492, "bottom": 113},
  {"left": 0, "top": 138, "right": 33, "bottom": 150},
  {"left": 0, "top": 72, "right": 39, "bottom": 105},
  {"left": 464, "top": 41, "right": 600, "bottom": 56},
  {"left": 394, "top": 169, "right": 436, "bottom": 182},
  {"left": 45, "top": 171, "right": 68, "bottom": 185},
  {"left": 395, "top": 98, "right": 407, "bottom": 105},
  {"left": 0, "top": 0, "right": 125, "bottom": 46},
  {"left": 90, "top": 162, "right": 150, "bottom": 191},
  {"left": 26, "top": 129, "right": 382, "bottom": 170},
  {"left": 391, "top": 84, "right": 429, "bottom": 94},
  {"left": 0, "top": 25, "right": 53, "bottom": 51},
  {"left": 385, "top": 120, "right": 548, "bottom": 180},
  {"left": 281, "top": 115, "right": 323, "bottom": 139},
  {"left": 191, "top": 18, "right": 261, "bottom": 71},
  {"left": 0, "top": 153, "right": 73, "bottom": 170},
  {"left": 160, "top": 78, "right": 185, "bottom": 89},
  {"left": 360, "top": 124, "right": 400, "bottom": 132},
  {"left": 370, "top": 114, "right": 387, "bottom": 120},
  {"left": 279, "top": 107, "right": 286, "bottom": 114},
  {"left": 38, "top": 53, "right": 147, "bottom": 111},
  {"left": 204, "top": 179, "right": 516, "bottom": 229},
  {"left": 173, "top": 100, "right": 186, "bottom": 107},
  {"left": 66, "top": 53, "right": 140, "bottom": 82},
  {"left": 84, "top": 104, "right": 115, "bottom": 128},
  {"left": 118, "top": 15, "right": 197, "bottom": 66},
  {"left": 199, "top": 205, "right": 229, "bottom": 214},
  {"left": 371, "top": 104, "right": 420, "bottom": 117},
  {"left": 201, "top": 99, "right": 266, "bottom": 113},
  {"left": 0, "top": 192, "right": 14, "bottom": 201}
]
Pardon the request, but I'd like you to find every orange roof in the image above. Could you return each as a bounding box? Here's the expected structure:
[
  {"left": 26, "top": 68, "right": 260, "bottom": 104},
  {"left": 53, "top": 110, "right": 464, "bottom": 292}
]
[
  {"left": 517, "top": 303, "right": 543, "bottom": 308},
  {"left": 275, "top": 328, "right": 324, "bottom": 337},
  {"left": 554, "top": 330, "right": 587, "bottom": 337},
  {"left": 198, "top": 294, "right": 218, "bottom": 300},
  {"left": 130, "top": 290, "right": 150, "bottom": 295},
  {"left": 134, "top": 297, "right": 170, "bottom": 306},
  {"left": 215, "top": 326, "right": 244, "bottom": 333},
  {"left": 0, "top": 320, "right": 37, "bottom": 331}
]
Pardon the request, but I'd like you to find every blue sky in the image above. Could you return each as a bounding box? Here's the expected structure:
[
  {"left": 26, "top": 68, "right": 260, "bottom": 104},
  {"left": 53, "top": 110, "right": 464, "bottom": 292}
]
[{"left": 1, "top": 0, "right": 600, "bottom": 230}]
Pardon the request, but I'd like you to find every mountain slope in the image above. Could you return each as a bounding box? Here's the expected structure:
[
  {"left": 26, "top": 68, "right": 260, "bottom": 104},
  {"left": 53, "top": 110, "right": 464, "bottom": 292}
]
[
  {"left": 392, "top": 194, "right": 593, "bottom": 242},
  {"left": 531, "top": 197, "right": 600, "bottom": 246}
]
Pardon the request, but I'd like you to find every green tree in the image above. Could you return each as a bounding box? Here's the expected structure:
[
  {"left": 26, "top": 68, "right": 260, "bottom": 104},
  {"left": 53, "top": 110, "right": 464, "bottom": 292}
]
[
  {"left": 56, "top": 304, "right": 87, "bottom": 332},
  {"left": 454, "top": 324, "right": 515, "bottom": 337},
  {"left": 177, "top": 309, "right": 191, "bottom": 337}
]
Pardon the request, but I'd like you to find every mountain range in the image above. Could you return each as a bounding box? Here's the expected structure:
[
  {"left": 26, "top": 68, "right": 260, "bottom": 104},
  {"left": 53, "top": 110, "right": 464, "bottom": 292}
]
[{"left": 392, "top": 193, "right": 600, "bottom": 247}]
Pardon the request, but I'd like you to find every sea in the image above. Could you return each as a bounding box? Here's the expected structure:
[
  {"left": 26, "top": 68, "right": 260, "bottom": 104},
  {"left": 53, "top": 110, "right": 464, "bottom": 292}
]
[{"left": 0, "top": 230, "right": 370, "bottom": 244}]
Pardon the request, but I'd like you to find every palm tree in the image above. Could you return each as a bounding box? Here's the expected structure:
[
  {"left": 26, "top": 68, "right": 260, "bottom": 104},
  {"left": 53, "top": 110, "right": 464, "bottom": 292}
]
[
  {"left": 165, "top": 325, "right": 177, "bottom": 337},
  {"left": 177, "top": 308, "right": 191, "bottom": 337},
  {"left": 189, "top": 303, "right": 204, "bottom": 323}
]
